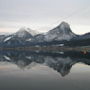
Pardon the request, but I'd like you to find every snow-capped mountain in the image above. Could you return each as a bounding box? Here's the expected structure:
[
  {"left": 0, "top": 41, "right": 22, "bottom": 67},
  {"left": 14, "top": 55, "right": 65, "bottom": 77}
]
[
  {"left": 45, "top": 22, "right": 76, "bottom": 41},
  {"left": 14, "top": 27, "right": 34, "bottom": 39},
  {"left": 0, "top": 21, "right": 90, "bottom": 47},
  {"left": 34, "top": 22, "right": 77, "bottom": 42},
  {"left": 15, "top": 27, "right": 39, "bottom": 37},
  {"left": 1, "top": 27, "right": 39, "bottom": 46}
]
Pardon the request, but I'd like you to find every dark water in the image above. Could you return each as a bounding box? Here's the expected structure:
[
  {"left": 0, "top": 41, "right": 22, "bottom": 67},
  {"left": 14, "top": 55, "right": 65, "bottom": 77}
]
[{"left": 0, "top": 51, "right": 90, "bottom": 90}]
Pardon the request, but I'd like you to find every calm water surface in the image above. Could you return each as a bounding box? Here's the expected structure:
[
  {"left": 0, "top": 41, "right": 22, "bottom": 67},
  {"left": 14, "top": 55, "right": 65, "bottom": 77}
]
[{"left": 0, "top": 51, "right": 90, "bottom": 90}]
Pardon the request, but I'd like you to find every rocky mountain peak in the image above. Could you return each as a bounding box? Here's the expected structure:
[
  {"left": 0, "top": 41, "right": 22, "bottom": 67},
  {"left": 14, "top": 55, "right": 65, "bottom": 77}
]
[
  {"left": 59, "top": 21, "right": 70, "bottom": 29},
  {"left": 43, "top": 22, "right": 76, "bottom": 41},
  {"left": 56, "top": 21, "right": 72, "bottom": 34},
  {"left": 16, "top": 27, "right": 39, "bottom": 36}
]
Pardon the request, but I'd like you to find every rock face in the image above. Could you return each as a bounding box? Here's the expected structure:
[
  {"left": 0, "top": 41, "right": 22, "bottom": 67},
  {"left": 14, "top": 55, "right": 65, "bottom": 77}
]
[{"left": 35, "top": 22, "right": 76, "bottom": 42}]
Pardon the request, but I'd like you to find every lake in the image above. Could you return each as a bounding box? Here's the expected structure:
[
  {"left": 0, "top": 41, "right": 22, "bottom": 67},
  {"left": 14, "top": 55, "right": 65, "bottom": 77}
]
[{"left": 0, "top": 51, "right": 90, "bottom": 90}]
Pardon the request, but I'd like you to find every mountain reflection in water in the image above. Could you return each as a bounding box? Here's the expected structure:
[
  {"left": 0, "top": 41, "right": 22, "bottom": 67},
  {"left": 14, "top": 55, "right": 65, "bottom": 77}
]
[{"left": 0, "top": 51, "right": 90, "bottom": 77}]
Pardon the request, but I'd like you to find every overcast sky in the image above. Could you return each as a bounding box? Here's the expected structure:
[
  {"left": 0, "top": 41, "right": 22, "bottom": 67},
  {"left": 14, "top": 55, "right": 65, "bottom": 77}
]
[{"left": 0, "top": 0, "right": 90, "bottom": 34}]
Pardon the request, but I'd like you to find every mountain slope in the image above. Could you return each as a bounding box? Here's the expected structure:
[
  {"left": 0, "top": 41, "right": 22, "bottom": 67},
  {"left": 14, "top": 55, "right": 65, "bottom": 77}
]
[
  {"left": 35, "top": 22, "right": 77, "bottom": 42},
  {"left": 2, "top": 27, "right": 39, "bottom": 46}
]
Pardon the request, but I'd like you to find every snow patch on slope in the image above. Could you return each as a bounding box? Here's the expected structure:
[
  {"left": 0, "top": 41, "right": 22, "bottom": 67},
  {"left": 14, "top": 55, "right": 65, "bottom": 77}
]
[
  {"left": 4, "top": 36, "right": 12, "bottom": 42},
  {"left": 26, "top": 38, "right": 32, "bottom": 41},
  {"left": 4, "top": 56, "right": 11, "bottom": 61}
]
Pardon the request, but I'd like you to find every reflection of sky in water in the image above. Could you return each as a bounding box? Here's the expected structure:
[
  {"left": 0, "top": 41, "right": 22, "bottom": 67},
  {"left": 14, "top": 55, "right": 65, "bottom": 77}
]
[
  {"left": 0, "top": 62, "right": 90, "bottom": 79},
  {"left": 0, "top": 63, "right": 90, "bottom": 90},
  {"left": 71, "top": 63, "right": 90, "bottom": 73}
]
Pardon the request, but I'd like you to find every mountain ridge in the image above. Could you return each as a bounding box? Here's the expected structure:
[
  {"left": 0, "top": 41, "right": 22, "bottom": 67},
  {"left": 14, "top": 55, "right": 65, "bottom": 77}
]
[{"left": 0, "top": 21, "right": 90, "bottom": 47}]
